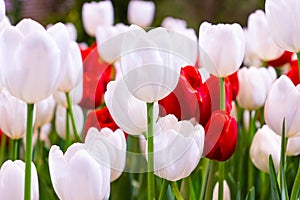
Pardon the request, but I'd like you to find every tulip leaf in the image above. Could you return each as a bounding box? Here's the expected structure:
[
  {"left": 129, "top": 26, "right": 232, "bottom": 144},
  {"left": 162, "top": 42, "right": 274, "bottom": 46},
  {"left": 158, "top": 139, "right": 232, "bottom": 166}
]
[
  {"left": 235, "top": 182, "right": 241, "bottom": 200},
  {"left": 269, "top": 155, "right": 280, "bottom": 200},
  {"left": 110, "top": 172, "right": 131, "bottom": 200},
  {"left": 245, "top": 186, "right": 255, "bottom": 200},
  {"left": 280, "top": 119, "right": 289, "bottom": 200}
]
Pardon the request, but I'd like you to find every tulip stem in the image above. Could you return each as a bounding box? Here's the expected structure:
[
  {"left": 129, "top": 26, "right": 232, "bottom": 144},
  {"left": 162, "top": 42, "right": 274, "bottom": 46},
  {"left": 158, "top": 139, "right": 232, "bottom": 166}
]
[
  {"left": 171, "top": 181, "right": 184, "bottom": 200},
  {"left": 0, "top": 133, "right": 7, "bottom": 165},
  {"left": 279, "top": 119, "right": 288, "bottom": 200},
  {"left": 218, "top": 162, "right": 225, "bottom": 200},
  {"left": 147, "top": 102, "right": 155, "bottom": 200},
  {"left": 219, "top": 77, "right": 226, "bottom": 111},
  {"left": 65, "top": 107, "right": 71, "bottom": 151},
  {"left": 13, "top": 139, "right": 19, "bottom": 160},
  {"left": 204, "top": 161, "right": 216, "bottom": 200},
  {"left": 248, "top": 110, "right": 256, "bottom": 190},
  {"left": 291, "top": 158, "right": 300, "bottom": 200},
  {"left": 158, "top": 179, "right": 169, "bottom": 200},
  {"left": 25, "top": 103, "right": 34, "bottom": 200},
  {"left": 66, "top": 92, "right": 81, "bottom": 142},
  {"left": 297, "top": 52, "right": 300, "bottom": 79}
]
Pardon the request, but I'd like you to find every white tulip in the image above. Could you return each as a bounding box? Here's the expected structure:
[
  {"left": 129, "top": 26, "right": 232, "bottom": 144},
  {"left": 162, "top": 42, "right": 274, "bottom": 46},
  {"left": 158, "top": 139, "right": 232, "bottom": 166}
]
[
  {"left": 120, "top": 25, "right": 196, "bottom": 102},
  {"left": 85, "top": 127, "right": 126, "bottom": 182},
  {"left": 0, "top": 89, "right": 28, "bottom": 139},
  {"left": 34, "top": 95, "right": 56, "bottom": 128},
  {"left": 250, "top": 125, "right": 281, "bottom": 173},
  {"left": 49, "top": 143, "right": 110, "bottom": 200},
  {"left": 161, "top": 17, "right": 187, "bottom": 30},
  {"left": 142, "top": 115, "right": 204, "bottom": 181},
  {"left": 212, "top": 180, "right": 231, "bottom": 200},
  {"left": 199, "top": 22, "right": 245, "bottom": 77},
  {"left": 236, "top": 66, "right": 276, "bottom": 110},
  {"left": 0, "top": 160, "right": 39, "bottom": 200},
  {"left": 246, "top": 10, "right": 284, "bottom": 61},
  {"left": 104, "top": 79, "right": 159, "bottom": 135},
  {"left": 0, "top": 19, "right": 61, "bottom": 103},
  {"left": 55, "top": 104, "right": 84, "bottom": 139},
  {"left": 82, "top": 1, "right": 114, "bottom": 36},
  {"left": 243, "top": 28, "right": 262, "bottom": 67},
  {"left": 65, "top": 23, "right": 77, "bottom": 41},
  {"left": 0, "top": 0, "right": 5, "bottom": 22},
  {"left": 266, "top": 0, "right": 300, "bottom": 52},
  {"left": 128, "top": 0, "right": 155, "bottom": 27},
  {"left": 265, "top": 75, "right": 300, "bottom": 137},
  {"left": 287, "top": 136, "right": 300, "bottom": 156}
]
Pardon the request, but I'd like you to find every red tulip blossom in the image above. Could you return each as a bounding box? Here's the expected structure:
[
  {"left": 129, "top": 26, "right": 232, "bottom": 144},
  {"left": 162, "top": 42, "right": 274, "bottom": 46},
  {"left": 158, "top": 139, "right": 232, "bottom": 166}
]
[
  {"left": 267, "top": 51, "right": 294, "bottom": 67},
  {"left": 286, "top": 59, "right": 300, "bottom": 85}
]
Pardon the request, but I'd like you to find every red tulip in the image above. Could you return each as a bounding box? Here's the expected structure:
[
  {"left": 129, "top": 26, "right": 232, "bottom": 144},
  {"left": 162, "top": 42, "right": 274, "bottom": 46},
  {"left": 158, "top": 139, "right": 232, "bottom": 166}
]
[
  {"left": 159, "top": 66, "right": 211, "bottom": 126},
  {"left": 286, "top": 59, "right": 300, "bottom": 85},
  {"left": 204, "top": 110, "right": 238, "bottom": 161},
  {"left": 225, "top": 71, "right": 239, "bottom": 101},
  {"left": 79, "top": 43, "right": 97, "bottom": 61},
  {"left": 267, "top": 51, "right": 293, "bottom": 67},
  {"left": 84, "top": 106, "right": 119, "bottom": 138}
]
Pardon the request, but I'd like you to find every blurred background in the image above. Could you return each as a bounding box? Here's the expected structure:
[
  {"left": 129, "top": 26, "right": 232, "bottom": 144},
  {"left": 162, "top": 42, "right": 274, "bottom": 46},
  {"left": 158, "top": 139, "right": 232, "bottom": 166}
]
[{"left": 4, "top": 0, "right": 264, "bottom": 42}]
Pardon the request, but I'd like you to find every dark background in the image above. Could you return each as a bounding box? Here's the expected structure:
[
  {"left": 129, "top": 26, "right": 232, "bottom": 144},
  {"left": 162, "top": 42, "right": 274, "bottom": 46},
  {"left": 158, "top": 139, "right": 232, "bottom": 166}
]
[{"left": 5, "top": 0, "right": 265, "bottom": 42}]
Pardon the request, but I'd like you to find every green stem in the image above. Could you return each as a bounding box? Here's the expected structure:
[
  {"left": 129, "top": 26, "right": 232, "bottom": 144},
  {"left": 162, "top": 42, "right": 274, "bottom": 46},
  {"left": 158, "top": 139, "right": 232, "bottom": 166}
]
[
  {"left": 297, "top": 52, "right": 300, "bottom": 79},
  {"left": 248, "top": 110, "right": 256, "bottom": 190},
  {"left": 25, "top": 103, "right": 34, "bottom": 200},
  {"left": 65, "top": 92, "right": 81, "bottom": 142},
  {"left": 204, "top": 161, "right": 216, "bottom": 200},
  {"left": 13, "top": 139, "right": 19, "bottom": 160},
  {"left": 219, "top": 77, "right": 226, "bottom": 111},
  {"left": 0, "top": 133, "right": 7, "bottom": 165},
  {"left": 218, "top": 162, "right": 225, "bottom": 200},
  {"left": 199, "top": 159, "right": 210, "bottom": 200},
  {"left": 147, "top": 102, "right": 155, "bottom": 200},
  {"left": 65, "top": 107, "right": 71, "bottom": 151},
  {"left": 291, "top": 158, "right": 300, "bottom": 200},
  {"left": 171, "top": 182, "right": 184, "bottom": 200},
  {"left": 158, "top": 179, "right": 169, "bottom": 200},
  {"left": 280, "top": 119, "right": 288, "bottom": 200}
]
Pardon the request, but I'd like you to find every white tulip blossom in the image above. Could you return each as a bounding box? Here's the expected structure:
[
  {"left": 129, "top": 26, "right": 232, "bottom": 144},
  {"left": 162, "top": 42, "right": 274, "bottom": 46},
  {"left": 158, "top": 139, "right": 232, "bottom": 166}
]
[{"left": 127, "top": 0, "right": 155, "bottom": 27}]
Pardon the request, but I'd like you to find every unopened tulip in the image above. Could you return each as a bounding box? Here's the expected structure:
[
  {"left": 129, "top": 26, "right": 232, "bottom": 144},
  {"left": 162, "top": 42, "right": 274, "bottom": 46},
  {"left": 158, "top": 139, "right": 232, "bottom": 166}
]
[
  {"left": 65, "top": 23, "right": 77, "bottom": 41},
  {"left": 34, "top": 95, "right": 55, "bottom": 128},
  {"left": 55, "top": 104, "right": 84, "bottom": 139},
  {"left": 0, "top": 89, "right": 28, "bottom": 139},
  {"left": 243, "top": 29, "right": 262, "bottom": 67},
  {"left": 0, "top": 19, "right": 61, "bottom": 103},
  {"left": 0, "top": 160, "right": 39, "bottom": 200},
  {"left": 237, "top": 66, "right": 276, "bottom": 110},
  {"left": 0, "top": 0, "right": 5, "bottom": 22},
  {"left": 204, "top": 110, "right": 238, "bottom": 161},
  {"left": 85, "top": 127, "right": 126, "bottom": 182},
  {"left": 266, "top": 0, "right": 300, "bottom": 52},
  {"left": 104, "top": 79, "right": 158, "bottom": 135},
  {"left": 161, "top": 17, "right": 187, "bottom": 30},
  {"left": 128, "top": 0, "right": 155, "bottom": 27},
  {"left": 199, "top": 22, "right": 245, "bottom": 77},
  {"left": 82, "top": 1, "right": 114, "bottom": 36},
  {"left": 265, "top": 75, "right": 300, "bottom": 137},
  {"left": 141, "top": 115, "right": 204, "bottom": 181},
  {"left": 212, "top": 180, "right": 231, "bottom": 200},
  {"left": 250, "top": 125, "right": 280, "bottom": 172},
  {"left": 246, "top": 10, "right": 284, "bottom": 61},
  {"left": 49, "top": 143, "right": 110, "bottom": 199},
  {"left": 120, "top": 25, "right": 197, "bottom": 102}
]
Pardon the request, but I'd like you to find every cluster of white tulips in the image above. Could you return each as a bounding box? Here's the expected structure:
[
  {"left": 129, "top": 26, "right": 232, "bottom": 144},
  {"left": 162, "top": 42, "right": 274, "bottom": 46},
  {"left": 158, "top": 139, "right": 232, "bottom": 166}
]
[{"left": 0, "top": 0, "right": 300, "bottom": 199}]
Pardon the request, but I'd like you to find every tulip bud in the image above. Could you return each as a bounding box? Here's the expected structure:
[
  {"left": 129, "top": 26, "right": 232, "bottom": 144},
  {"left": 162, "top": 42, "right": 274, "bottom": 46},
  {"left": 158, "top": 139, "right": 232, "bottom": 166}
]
[
  {"left": 250, "top": 125, "right": 280, "bottom": 173},
  {"left": 49, "top": 144, "right": 110, "bottom": 199},
  {"left": 82, "top": 1, "right": 114, "bottom": 36},
  {"left": 212, "top": 180, "right": 231, "bottom": 200},
  {"left": 34, "top": 95, "right": 56, "bottom": 128},
  {"left": 85, "top": 127, "right": 127, "bottom": 182},
  {"left": 265, "top": 75, "right": 300, "bottom": 137},
  {"left": 199, "top": 22, "right": 245, "bottom": 77},
  {"left": 266, "top": 0, "right": 300, "bottom": 52},
  {"left": 128, "top": 0, "right": 155, "bottom": 27},
  {"left": 0, "top": 160, "right": 39, "bottom": 200},
  {"left": 204, "top": 110, "right": 238, "bottom": 161}
]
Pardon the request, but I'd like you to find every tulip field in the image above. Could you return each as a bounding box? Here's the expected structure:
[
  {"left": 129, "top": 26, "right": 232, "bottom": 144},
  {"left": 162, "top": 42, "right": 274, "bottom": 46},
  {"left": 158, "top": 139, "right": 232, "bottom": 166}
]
[{"left": 0, "top": 0, "right": 300, "bottom": 199}]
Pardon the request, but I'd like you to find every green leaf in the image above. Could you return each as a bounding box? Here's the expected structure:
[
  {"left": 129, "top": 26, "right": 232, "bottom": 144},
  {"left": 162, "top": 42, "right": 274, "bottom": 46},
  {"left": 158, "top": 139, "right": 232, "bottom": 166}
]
[
  {"left": 245, "top": 187, "right": 255, "bottom": 200},
  {"left": 269, "top": 155, "right": 280, "bottom": 200}
]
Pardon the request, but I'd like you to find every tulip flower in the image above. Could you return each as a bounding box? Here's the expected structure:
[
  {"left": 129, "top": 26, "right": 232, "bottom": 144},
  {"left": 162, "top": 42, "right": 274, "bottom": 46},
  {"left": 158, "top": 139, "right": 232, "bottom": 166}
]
[
  {"left": 84, "top": 106, "right": 119, "bottom": 137},
  {"left": 204, "top": 110, "right": 238, "bottom": 161},
  {"left": 265, "top": 0, "right": 300, "bottom": 53},
  {"left": 0, "top": 160, "right": 39, "bottom": 200},
  {"left": 199, "top": 22, "right": 245, "bottom": 77},
  {"left": 120, "top": 25, "right": 197, "bottom": 102},
  {"left": 0, "top": 89, "right": 28, "bottom": 139},
  {"left": 54, "top": 80, "right": 83, "bottom": 108},
  {"left": 287, "top": 136, "right": 300, "bottom": 156},
  {"left": 85, "top": 127, "right": 127, "bottom": 182},
  {"left": 82, "top": 1, "right": 114, "bottom": 36},
  {"left": 246, "top": 10, "right": 284, "bottom": 61},
  {"left": 65, "top": 23, "right": 77, "bottom": 41},
  {"left": 0, "top": 19, "right": 61, "bottom": 103},
  {"left": 55, "top": 104, "right": 84, "bottom": 139},
  {"left": 236, "top": 66, "right": 276, "bottom": 110},
  {"left": 161, "top": 17, "right": 187, "bottom": 30},
  {"left": 243, "top": 29, "right": 262, "bottom": 67},
  {"left": 34, "top": 95, "right": 55, "bottom": 128},
  {"left": 127, "top": 0, "right": 155, "bottom": 27},
  {"left": 104, "top": 79, "right": 159, "bottom": 135},
  {"left": 267, "top": 51, "right": 294, "bottom": 68},
  {"left": 250, "top": 125, "right": 281, "bottom": 173},
  {"left": 159, "top": 66, "right": 212, "bottom": 126},
  {"left": 140, "top": 115, "right": 204, "bottom": 181},
  {"left": 265, "top": 75, "right": 300, "bottom": 137},
  {"left": 286, "top": 59, "right": 300, "bottom": 85},
  {"left": 212, "top": 180, "right": 231, "bottom": 200},
  {"left": 0, "top": 0, "right": 5, "bottom": 22},
  {"left": 49, "top": 143, "right": 110, "bottom": 199}
]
